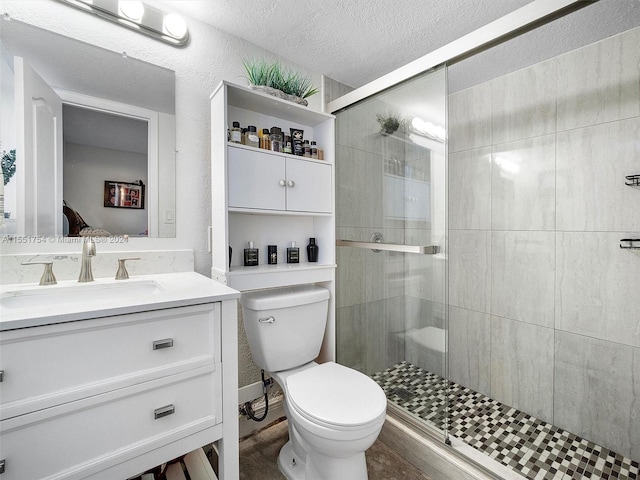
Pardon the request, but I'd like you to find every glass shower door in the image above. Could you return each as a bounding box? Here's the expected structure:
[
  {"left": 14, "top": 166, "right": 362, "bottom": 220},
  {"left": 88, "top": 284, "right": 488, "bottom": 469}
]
[{"left": 334, "top": 66, "right": 448, "bottom": 435}]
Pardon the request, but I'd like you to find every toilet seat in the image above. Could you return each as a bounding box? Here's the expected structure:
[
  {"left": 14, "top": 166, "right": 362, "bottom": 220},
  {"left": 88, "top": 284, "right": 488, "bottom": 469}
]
[{"left": 286, "top": 362, "right": 387, "bottom": 430}]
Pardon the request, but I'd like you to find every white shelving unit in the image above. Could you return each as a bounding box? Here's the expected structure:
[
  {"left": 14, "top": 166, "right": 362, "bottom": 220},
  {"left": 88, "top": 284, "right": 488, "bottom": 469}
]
[{"left": 210, "top": 81, "right": 336, "bottom": 361}]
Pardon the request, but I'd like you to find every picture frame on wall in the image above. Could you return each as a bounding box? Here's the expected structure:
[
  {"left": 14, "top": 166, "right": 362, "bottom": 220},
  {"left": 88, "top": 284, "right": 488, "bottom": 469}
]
[{"left": 104, "top": 180, "right": 145, "bottom": 209}]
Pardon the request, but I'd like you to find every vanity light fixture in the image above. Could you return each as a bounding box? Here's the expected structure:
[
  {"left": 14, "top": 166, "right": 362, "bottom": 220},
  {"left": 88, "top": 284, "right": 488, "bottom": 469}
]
[{"left": 57, "top": 0, "right": 189, "bottom": 46}]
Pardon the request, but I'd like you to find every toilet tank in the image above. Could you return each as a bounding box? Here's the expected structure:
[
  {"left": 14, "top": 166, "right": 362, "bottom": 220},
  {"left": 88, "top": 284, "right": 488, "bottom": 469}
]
[{"left": 240, "top": 285, "right": 330, "bottom": 372}]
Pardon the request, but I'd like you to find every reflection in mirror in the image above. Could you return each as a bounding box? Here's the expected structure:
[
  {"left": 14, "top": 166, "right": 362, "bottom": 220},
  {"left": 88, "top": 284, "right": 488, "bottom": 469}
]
[{"left": 0, "top": 18, "right": 176, "bottom": 238}]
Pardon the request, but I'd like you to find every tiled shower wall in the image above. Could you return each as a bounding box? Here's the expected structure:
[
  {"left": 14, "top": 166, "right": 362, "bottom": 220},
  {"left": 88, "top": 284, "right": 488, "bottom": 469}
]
[{"left": 448, "top": 26, "right": 640, "bottom": 460}]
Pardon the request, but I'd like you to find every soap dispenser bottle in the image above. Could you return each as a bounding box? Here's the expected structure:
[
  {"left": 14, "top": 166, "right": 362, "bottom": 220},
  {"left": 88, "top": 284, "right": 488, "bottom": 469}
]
[
  {"left": 286, "top": 241, "right": 299, "bottom": 264},
  {"left": 244, "top": 241, "right": 259, "bottom": 266},
  {"left": 306, "top": 237, "right": 319, "bottom": 262}
]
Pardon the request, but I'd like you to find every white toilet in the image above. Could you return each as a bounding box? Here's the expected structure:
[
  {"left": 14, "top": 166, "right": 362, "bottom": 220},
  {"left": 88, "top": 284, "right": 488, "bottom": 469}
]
[{"left": 241, "top": 284, "right": 387, "bottom": 480}]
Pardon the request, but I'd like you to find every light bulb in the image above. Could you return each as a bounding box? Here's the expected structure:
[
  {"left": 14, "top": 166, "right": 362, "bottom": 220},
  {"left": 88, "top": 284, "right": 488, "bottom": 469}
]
[
  {"left": 118, "top": 1, "right": 144, "bottom": 22},
  {"left": 163, "top": 13, "right": 187, "bottom": 39}
]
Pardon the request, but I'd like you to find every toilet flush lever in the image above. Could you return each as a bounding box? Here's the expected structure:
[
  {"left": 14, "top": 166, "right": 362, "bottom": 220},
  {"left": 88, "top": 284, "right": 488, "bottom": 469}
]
[{"left": 259, "top": 316, "right": 275, "bottom": 324}]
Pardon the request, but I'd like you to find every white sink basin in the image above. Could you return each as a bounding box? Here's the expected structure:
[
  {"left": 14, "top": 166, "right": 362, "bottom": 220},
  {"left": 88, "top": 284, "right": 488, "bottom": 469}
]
[
  {"left": 1, "top": 279, "right": 164, "bottom": 309},
  {"left": 0, "top": 272, "right": 240, "bottom": 331}
]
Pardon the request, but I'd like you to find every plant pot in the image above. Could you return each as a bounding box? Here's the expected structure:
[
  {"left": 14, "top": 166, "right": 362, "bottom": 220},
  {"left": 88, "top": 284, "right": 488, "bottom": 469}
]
[{"left": 250, "top": 85, "right": 308, "bottom": 106}]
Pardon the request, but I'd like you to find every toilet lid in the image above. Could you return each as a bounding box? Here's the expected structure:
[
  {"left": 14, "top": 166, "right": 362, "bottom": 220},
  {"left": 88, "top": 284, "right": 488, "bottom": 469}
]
[{"left": 286, "top": 362, "right": 387, "bottom": 428}]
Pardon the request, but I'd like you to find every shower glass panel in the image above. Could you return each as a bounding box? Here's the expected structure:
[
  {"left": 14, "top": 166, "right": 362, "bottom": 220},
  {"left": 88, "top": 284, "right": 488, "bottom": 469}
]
[{"left": 335, "top": 66, "right": 448, "bottom": 435}]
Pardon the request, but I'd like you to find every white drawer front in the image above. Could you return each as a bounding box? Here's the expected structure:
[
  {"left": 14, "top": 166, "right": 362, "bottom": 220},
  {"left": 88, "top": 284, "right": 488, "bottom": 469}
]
[
  {"left": 0, "top": 304, "right": 220, "bottom": 420},
  {"left": 0, "top": 368, "right": 221, "bottom": 480}
]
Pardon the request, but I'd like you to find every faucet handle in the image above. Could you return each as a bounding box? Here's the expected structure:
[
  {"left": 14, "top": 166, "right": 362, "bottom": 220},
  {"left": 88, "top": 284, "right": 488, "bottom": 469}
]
[
  {"left": 115, "top": 257, "right": 140, "bottom": 280},
  {"left": 22, "top": 261, "right": 57, "bottom": 286}
]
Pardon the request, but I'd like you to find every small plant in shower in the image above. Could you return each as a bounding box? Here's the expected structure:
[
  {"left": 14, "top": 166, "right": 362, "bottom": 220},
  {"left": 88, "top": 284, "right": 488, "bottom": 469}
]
[
  {"left": 242, "top": 58, "right": 318, "bottom": 106},
  {"left": 376, "top": 112, "right": 407, "bottom": 136},
  {"left": 2, "top": 149, "right": 16, "bottom": 186}
]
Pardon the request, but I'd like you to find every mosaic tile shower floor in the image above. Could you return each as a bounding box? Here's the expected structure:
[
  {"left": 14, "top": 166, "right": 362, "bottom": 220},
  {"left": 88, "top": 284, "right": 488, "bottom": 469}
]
[{"left": 372, "top": 361, "right": 639, "bottom": 480}]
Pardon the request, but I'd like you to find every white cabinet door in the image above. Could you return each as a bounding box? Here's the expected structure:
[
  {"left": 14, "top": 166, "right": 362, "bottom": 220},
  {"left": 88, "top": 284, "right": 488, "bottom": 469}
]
[
  {"left": 285, "top": 159, "right": 332, "bottom": 213},
  {"left": 227, "top": 147, "right": 285, "bottom": 210}
]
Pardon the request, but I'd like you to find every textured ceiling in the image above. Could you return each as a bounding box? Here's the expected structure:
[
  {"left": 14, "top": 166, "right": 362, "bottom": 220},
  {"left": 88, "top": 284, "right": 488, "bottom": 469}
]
[{"left": 159, "top": 0, "right": 640, "bottom": 91}]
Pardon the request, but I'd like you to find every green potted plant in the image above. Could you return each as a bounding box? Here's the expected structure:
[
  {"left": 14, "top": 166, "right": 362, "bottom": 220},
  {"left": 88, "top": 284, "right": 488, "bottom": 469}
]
[
  {"left": 242, "top": 58, "right": 318, "bottom": 106},
  {"left": 1, "top": 149, "right": 15, "bottom": 219},
  {"left": 376, "top": 113, "right": 407, "bottom": 135},
  {"left": 2, "top": 149, "right": 16, "bottom": 186}
]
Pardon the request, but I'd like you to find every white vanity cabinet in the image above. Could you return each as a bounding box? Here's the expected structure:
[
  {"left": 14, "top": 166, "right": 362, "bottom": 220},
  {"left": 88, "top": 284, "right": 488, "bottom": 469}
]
[
  {"left": 0, "top": 273, "right": 240, "bottom": 480},
  {"left": 228, "top": 146, "right": 331, "bottom": 214}
]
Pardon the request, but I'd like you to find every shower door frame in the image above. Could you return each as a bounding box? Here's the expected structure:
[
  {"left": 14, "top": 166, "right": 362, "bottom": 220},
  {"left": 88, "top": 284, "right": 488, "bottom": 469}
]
[{"left": 327, "top": 0, "right": 596, "bottom": 115}]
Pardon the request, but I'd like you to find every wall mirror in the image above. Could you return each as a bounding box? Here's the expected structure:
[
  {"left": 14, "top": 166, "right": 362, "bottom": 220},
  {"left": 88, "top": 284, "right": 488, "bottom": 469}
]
[{"left": 0, "top": 19, "right": 176, "bottom": 238}]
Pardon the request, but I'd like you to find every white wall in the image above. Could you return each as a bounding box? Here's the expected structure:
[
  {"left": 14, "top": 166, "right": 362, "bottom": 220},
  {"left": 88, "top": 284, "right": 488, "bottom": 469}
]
[
  {"left": 0, "top": 1, "right": 323, "bottom": 274},
  {"left": 63, "top": 142, "right": 148, "bottom": 235}
]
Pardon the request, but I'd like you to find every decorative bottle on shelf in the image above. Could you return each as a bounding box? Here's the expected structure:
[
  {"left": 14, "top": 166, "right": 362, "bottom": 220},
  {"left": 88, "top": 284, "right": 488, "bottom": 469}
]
[
  {"left": 268, "top": 245, "right": 278, "bottom": 265},
  {"left": 246, "top": 126, "right": 259, "bottom": 147},
  {"left": 260, "top": 129, "right": 271, "bottom": 150},
  {"left": 244, "top": 241, "right": 259, "bottom": 266},
  {"left": 286, "top": 241, "right": 299, "bottom": 264},
  {"left": 230, "top": 122, "right": 242, "bottom": 143},
  {"left": 306, "top": 238, "right": 318, "bottom": 262},
  {"left": 270, "top": 127, "right": 283, "bottom": 152}
]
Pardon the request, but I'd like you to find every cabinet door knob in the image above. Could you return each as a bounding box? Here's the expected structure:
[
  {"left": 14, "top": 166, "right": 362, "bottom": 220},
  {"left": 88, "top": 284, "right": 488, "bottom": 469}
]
[
  {"left": 287, "top": 180, "right": 295, "bottom": 188},
  {"left": 154, "top": 404, "right": 175, "bottom": 419},
  {"left": 153, "top": 338, "right": 174, "bottom": 350},
  {"left": 279, "top": 180, "right": 286, "bottom": 187}
]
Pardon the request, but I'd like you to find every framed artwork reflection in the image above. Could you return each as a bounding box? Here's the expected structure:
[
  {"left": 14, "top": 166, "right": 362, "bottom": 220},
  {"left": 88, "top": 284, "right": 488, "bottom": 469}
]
[{"left": 104, "top": 180, "right": 145, "bottom": 209}]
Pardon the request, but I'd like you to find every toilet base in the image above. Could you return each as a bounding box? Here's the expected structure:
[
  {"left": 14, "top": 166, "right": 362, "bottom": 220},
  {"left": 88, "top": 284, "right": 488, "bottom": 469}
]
[
  {"left": 277, "top": 438, "right": 369, "bottom": 480},
  {"left": 278, "top": 440, "right": 305, "bottom": 480}
]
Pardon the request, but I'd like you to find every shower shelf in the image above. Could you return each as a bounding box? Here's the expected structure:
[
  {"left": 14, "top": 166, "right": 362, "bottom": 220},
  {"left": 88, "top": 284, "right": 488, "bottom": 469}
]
[
  {"left": 625, "top": 174, "right": 640, "bottom": 188},
  {"left": 620, "top": 239, "right": 640, "bottom": 255}
]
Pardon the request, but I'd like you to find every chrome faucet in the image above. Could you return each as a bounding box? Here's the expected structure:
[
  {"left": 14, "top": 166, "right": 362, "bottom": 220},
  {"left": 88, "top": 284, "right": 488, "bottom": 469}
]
[{"left": 78, "top": 237, "right": 96, "bottom": 282}]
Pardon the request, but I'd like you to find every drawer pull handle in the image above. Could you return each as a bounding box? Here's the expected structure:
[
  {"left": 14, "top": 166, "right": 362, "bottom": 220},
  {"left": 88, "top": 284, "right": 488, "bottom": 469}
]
[
  {"left": 154, "top": 404, "right": 175, "bottom": 419},
  {"left": 0, "top": 370, "right": 4, "bottom": 382},
  {"left": 0, "top": 459, "right": 5, "bottom": 474},
  {"left": 153, "top": 338, "right": 174, "bottom": 350}
]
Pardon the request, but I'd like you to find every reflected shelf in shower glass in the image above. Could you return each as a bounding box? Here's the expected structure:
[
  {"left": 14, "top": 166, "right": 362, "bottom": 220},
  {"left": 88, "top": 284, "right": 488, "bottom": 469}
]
[
  {"left": 625, "top": 174, "right": 640, "bottom": 188},
  {"left": 619, "top": 238, "right": 640, "bottom": 249}
]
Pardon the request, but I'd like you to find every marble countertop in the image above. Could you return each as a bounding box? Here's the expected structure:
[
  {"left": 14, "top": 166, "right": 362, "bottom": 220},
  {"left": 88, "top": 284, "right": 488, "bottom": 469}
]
[{"left": 0, "top": 272, "right": 240, "bottom": 331}]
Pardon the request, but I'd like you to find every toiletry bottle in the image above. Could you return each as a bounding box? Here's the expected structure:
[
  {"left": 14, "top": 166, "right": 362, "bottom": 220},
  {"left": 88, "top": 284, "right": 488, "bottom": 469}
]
[
  {"left": 268, "top": 245, "right": 278, "bottom": 265},
  {"left": 230, "top": 122, "right": 242, "bottom": 143},
  {"left": 311, "top": 141, "right": 318, "bottom": 159},
  {"left": 307, "top": 237, "right": 319, "bottom": 262},
  {"left": 283, "top": 134, "right": 292, "bottom": 154},
  {"left": 246, "top": 126, "right": 259, "bottom": 147},
  {"left": 270, "top": 127, "right": 283, "bottom": 152},
  {"left": 244, "top": 241, "right": 259, "bottom": 266},
  {"left": 290, "top": 128, "right": 304, "bottom": 156},
  {"left": 303, "top": 140, "right": 311, "bottom": 158},
  {"left": 260, "top": 129, "right": 271, "bottom": 149},
  {"left": 241, "top": 128, "right": 248, "bottom": 145},
  {"left": 286, "top": 241, "right": 299, "bottom": 264}
]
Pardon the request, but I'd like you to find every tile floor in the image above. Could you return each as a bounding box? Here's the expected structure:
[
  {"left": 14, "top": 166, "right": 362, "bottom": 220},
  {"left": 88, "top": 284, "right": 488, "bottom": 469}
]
[
  {"left": 239, "top": 418, "right": 432, "bottom": 480},
  {"left": 373, "top": 361, "right": 640, "bottom": 480}
]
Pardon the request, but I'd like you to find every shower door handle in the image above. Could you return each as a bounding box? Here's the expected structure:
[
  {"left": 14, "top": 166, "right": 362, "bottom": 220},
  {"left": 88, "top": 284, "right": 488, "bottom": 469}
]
[{"left": 336, "top": 239, "right": 439, "bottom": 255}]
